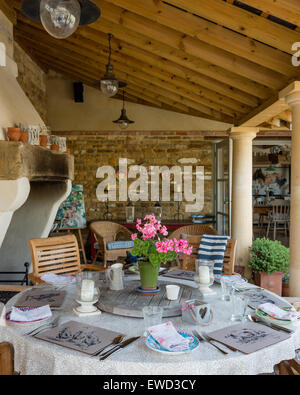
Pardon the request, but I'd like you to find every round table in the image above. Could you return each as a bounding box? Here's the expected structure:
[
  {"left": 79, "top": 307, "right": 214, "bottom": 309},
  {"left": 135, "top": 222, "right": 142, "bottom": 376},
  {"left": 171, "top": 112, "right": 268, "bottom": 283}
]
[{"left": 1, "top": 278, "right": 299, "bottom": 375}]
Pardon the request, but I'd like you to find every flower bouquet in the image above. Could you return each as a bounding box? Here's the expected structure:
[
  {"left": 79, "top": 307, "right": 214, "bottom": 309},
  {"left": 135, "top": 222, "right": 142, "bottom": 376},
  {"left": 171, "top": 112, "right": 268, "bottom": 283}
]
[{"left": 130, "top": 214, "right": 193, "bottom": 293}]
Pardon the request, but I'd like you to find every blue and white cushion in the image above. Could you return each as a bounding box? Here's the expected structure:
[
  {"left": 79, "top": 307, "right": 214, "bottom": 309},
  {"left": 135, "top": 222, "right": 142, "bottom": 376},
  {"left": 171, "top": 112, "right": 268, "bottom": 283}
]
[
  {"left": 106, "top": 241, "right": 134, "bottom": 250},
  {"left": 197, "top": 234, "right": 230, "bottom": 275}
]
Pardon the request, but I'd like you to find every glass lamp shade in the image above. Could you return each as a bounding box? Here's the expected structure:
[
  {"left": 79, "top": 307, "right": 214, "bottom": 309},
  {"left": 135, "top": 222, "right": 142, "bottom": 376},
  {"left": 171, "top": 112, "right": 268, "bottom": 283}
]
[
  {"left": 100, "top": 64, "right": 119, "bottom": 97},
  {"left": 40, "top": 0, "right": 81, "bottom": 39},
  {"left": 76, "top": 271, "right": 100, "bottom": 302},
  {"left": 113, "top": 109, "right": 134, "bottom": 130},
  {"left": 194, "top": 260, "right": 215, "bottom": 296}
]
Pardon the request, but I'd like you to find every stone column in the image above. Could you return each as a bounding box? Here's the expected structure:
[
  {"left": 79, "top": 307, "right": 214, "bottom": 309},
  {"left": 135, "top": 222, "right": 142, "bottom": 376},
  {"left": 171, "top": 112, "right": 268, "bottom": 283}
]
[
  {"left": 230, "top": 127, "right": 258, "bottom": 278},
  {"left": 280, "top": 82, "right": 300, "bottom": 296}
]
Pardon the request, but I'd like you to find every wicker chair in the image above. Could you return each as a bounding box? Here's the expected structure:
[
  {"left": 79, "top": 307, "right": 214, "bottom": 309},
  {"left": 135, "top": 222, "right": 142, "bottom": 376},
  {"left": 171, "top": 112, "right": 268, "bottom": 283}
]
[
  {"left": 27, "top": 234, "right": 105, "bottom": 285},
  {"left": 180, "top": 235, "right": 237, "bottom": 274},
  {"left": 0, "top": 342, "right": 15, "bottom": 375},
  {"left": 90, "top": 221, "right": 132, "bottom": 267},
  {"left": 168, "top": 224, "right": 218, "bottom": 240}
]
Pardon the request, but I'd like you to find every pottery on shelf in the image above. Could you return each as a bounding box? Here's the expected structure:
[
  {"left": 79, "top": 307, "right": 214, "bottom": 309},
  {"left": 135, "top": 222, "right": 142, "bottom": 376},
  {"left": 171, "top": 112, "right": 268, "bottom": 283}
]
[
  {"left": 51, "top": 144, "right": 59, "bottom": 151},
  {"left": 7, "top": 127, "right": 21, "bottom": 141},
  {"left": 39, "top": 135, "right": 48, "bottom": 147},
  {"left": 20, "top": 130, "right": 28, "bottom": 143}
]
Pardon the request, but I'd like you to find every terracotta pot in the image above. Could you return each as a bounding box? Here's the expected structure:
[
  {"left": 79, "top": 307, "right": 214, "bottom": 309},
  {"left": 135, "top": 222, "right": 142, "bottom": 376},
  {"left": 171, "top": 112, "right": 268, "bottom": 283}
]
[
  {"left": 254, "top": 271, "right": 283, "bottom": 296},
  {"left": 66, "top": 148, "right": 70, "bottom": 154},
  {"left": 51, "top": 144, "right": 59, "bottom": 151},
  {"left": 20, "top": 130, "right": 28, "bottom": 143},
  {"left": 282, "top": 282, "right": 290, "bottom": 297},
  {"left": 39, "top": 135, "right": 48, "bottom": 147},
  {"left": 7, "top": 127, "right": 21, "bottom": 141}
]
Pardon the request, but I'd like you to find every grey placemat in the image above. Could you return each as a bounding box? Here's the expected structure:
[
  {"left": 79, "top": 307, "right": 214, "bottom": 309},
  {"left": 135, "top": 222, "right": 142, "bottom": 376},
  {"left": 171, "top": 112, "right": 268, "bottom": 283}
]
[
  {"left": 162, "top": 270, "right": 195, "bottom": 281},
  {"left": 241, "top": 289, "right": 292, "bottom": 310},
  {"left": 35, "top": 320, "right": 122, "bottom": 355},
  {"left": 207, "top": 322, "right": 290, "bottom": 354},
  {"left": 15, "top": 288, "right": 66, "bottom": 308}
]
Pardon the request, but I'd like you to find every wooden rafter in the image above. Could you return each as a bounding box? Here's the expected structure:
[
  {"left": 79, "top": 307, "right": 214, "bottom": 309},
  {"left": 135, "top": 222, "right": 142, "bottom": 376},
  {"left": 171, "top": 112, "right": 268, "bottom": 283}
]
[{"left": 161, "top": 0, "right": 300, "bottom": 54}]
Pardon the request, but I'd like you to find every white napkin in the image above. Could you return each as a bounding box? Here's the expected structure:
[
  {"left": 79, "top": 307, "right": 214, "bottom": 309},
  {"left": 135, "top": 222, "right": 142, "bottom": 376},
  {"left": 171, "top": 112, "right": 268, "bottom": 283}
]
[
  {"left": 10, "top": 305, "right": 52, "bottom": 322},
  {"left": 258, "top": 303, "right": 300, "bottom": 322},
  {"left": 41, "top": 272, "right": 76, "bottom": 284},
  {"left": 148, "top": 322, "right": 190, "bottom": 352}
]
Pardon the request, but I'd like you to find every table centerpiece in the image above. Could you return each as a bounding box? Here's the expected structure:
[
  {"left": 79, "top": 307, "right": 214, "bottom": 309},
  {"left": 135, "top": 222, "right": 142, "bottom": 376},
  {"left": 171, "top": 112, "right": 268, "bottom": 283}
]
[{"left": 130, "top": 214, "right": 193, "bottom": 295}]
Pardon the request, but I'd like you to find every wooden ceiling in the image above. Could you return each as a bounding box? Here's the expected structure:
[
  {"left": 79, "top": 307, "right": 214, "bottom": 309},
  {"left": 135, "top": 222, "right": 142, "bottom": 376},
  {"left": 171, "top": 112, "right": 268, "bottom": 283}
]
[{"left": 3, "top": 0, "right": 300, "bottom": 126}]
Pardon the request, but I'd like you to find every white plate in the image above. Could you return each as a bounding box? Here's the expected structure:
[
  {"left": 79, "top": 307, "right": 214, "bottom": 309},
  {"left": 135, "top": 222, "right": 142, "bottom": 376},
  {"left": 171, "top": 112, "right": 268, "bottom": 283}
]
[{"left": 145, "top": 331, "right": 200, "bottom": 355}]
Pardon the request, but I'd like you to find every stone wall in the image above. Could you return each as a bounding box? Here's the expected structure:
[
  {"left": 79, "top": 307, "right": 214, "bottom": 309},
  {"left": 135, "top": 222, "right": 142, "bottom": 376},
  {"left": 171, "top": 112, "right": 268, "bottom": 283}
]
[
  {"left": 14, "top": 42, "right": 47, "bottom": 122},
  {"left": 64, "top": 132, "right": 214, "bottom": 222}
]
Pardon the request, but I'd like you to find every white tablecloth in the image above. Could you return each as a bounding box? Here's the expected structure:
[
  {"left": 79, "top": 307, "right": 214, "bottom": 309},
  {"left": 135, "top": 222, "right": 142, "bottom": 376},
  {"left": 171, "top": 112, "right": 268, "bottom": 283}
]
[{"left": 1, "top": 278, "right": 299, "bottom": 375}]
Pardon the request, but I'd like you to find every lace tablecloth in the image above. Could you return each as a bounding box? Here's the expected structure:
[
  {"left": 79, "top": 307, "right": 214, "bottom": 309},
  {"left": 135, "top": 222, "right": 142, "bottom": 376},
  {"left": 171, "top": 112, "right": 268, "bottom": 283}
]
[{"left": 1, "top": 279, "right": 299, "bottom": 375}]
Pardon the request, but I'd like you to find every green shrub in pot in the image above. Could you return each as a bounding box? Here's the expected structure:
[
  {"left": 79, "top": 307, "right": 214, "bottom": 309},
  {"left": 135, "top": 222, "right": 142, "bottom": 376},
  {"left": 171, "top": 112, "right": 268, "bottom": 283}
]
[
  {"left": 248, "top": 238, "right": 289, "bottom": 274},
  {"left": 248, "top": 238, "right": 289, "bottom": 295}
]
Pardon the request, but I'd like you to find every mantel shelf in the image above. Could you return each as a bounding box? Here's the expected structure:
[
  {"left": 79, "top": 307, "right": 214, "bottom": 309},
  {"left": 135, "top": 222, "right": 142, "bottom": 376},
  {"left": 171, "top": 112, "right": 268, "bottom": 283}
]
[{"left": 0, "top": 141, "right": 74, "bottom": 182}]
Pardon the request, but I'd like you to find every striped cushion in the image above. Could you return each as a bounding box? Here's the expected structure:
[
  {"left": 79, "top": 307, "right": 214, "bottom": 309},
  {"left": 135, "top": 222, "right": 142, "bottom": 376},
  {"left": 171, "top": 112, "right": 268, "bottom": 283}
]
[
  {"left": 106, "top": 241, "right": 134, "bottom": 250},
  {"left": 197, "top": 235, "right": 230, "bottom": 275}
]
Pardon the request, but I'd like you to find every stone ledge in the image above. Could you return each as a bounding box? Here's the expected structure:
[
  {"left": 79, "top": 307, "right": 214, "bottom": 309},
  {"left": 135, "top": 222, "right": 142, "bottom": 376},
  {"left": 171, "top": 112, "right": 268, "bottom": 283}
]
[{"left": 0, "top": 141, "right": 74, "bottom": 181}]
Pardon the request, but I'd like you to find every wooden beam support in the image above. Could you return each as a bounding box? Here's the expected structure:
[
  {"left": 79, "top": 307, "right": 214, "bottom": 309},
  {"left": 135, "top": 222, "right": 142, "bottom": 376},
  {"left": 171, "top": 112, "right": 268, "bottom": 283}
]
[
  {"left": 0, "top": 0, "right": 16, "bottom": 24},
  {"left": 103, "top": 0, "right": 296, "bottom": 78},
  {"left": 161, "top": 0, "right": 300, "bottom": 54}
]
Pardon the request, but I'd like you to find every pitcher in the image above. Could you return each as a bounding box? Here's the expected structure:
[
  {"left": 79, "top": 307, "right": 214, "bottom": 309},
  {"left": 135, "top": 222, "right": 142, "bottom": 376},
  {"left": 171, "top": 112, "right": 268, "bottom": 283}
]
[{"left": 106, "top": 263, "right": 124, "bottom": 291}]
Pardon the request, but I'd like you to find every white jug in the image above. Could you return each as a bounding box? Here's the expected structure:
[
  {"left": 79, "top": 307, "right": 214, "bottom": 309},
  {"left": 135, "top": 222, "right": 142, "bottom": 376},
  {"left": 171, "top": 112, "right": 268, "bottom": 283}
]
[{"left": 107, "top": 263, "right": 124, "bottom": 291}]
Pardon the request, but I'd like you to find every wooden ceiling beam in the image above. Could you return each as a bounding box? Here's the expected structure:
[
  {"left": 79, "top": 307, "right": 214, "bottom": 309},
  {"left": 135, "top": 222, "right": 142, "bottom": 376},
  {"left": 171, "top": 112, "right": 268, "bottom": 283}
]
[
  {"left": 240, "top": 0, "right": 300, "bottom": 28},
  {"left": 0, "top": 0, "right": 16, "bottom": 24},
  {"left": 103, "top": 0, "right": 295, "bottom": 77},
  {"left": 14, "top": 23, "right": 236, "bottom": 121},
  {"left": 95, "top": 1, "right": 279, "bottom": 93},
  {"left": 11, "top": 3, "right": 265, "bottom": 105},
  {"left": 14, "top": 13, "right": 251, "bottom": 115},
  {"left": 17, "top": 36, "right": 228, "bottom": 122},
  {"left": 161, "top": 0, "right": 300, "bottom": 54}
]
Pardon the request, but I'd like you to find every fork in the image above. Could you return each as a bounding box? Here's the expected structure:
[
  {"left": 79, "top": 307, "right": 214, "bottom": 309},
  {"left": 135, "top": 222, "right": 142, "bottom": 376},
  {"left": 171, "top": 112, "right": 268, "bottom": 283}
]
[
  {"left": 91, "top": 334, "right": 125, "bottom": 357},
  {"left": 193, "top": 330, "right": 228, "bottom": 355},
  {"left": 24, "top": 316, "right": 60, "bottom": 337}
]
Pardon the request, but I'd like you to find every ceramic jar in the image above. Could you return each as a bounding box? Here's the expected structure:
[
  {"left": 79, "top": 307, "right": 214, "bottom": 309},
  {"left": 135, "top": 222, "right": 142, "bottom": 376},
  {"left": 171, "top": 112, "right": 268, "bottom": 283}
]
[
  {"left": 7, "top": 127, "right": 21, "bottom": 141},
  {"left": 20, "top": 130, "right": 28, "bottom": 143}
]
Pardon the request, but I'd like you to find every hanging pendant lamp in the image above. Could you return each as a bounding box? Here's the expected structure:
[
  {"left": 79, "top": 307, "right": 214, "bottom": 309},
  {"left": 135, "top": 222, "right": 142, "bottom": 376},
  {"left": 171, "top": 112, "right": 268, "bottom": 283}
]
[
  {"left": 113, "top": 91, "right": 135, "bottom": 130},
  {"left": 100, "top": 33, "right": 119, "bottom": 97},
  {"left": 21, "top": 0, "right": 101, "bottom": 39}
]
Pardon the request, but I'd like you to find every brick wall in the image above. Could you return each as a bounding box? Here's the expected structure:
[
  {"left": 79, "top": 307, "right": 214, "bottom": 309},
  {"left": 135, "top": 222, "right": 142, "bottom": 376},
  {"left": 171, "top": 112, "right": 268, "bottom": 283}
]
[
  {"left": 64, "top": 132, "right": 214, "bottom": 223},
  {"left": 14, "top": 42, "right": 47, "bottom": 122}
]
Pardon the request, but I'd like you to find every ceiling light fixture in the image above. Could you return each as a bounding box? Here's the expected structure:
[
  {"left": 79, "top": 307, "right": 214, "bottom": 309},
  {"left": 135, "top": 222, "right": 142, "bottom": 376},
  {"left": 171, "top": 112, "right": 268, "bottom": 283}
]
[
  {"left": 113, "top": 91, "right": 135, "bottom": 130},
  {"left": 21, "top": 0, "right": 100, "bottom": 39},
  {"left": 100, "top": 33, "right": 119, "bottom": 97}
]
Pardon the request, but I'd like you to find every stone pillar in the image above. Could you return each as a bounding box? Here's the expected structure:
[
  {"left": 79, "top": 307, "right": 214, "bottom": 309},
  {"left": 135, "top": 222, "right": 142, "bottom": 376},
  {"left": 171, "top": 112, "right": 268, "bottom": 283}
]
[
  {"left": 230, "top": 127, "right": 258, "bottom": 278},
  {"left": 280, "top": 82, "right": 300, "bottom": 296}
]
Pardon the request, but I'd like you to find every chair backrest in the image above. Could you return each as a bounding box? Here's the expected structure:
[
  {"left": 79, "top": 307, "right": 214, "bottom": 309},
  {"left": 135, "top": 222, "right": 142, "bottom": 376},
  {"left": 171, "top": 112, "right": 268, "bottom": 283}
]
[
  {"left": 270, "top": 200, "right": 290, "bottom": 220},
  {"left": 182, "top": 235, "right": 237, "bottom": 275},
  {"left": 28, "top": 235, "right": 81, "bottom": 278},
  {"left": 90, "top": 221, "right": 132, "bottom": 250},
  {"left": 0, "top": 303, "right": 5, "bottom": 327},
  {"left": 0, "top": 342, "right": 14, "bottom": 375},
  {"left": 168, "top": 224, "right": 218, "bottom": 240}
]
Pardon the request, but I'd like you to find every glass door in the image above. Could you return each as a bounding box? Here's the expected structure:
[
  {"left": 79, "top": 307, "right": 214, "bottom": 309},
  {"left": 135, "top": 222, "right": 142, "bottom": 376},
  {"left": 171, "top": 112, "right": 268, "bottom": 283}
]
[{"left": 213, "top": 139, "right": 232, "bottom": 235}]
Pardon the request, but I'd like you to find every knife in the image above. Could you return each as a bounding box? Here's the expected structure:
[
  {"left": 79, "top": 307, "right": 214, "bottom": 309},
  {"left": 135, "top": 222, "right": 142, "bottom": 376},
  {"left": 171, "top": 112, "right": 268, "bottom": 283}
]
[{"left": 99, "top": 336, "right": 140, "bottom": 361}]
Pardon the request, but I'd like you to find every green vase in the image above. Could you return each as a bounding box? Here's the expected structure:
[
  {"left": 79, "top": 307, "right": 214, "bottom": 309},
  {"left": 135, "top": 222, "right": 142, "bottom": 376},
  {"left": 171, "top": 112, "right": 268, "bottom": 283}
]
[{"left": 138, "top": 261, "right": 160, "bottom": 290}]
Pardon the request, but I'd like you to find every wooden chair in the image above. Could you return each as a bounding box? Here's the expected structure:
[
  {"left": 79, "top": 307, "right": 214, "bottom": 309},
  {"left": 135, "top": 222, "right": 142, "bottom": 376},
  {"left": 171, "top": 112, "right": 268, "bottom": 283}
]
[
  {"left": 168, "top": 224, "right": 218, "bottom": 240},
  {"left": 275, "top": 359, "right": 300, "bottom": 375},
  {"left": 0, "top": 342, "right": 15, "bottom": 375},
  {"left": 27, "top": 234, "right": 105, "bottom": 285},
  {"left": 90, "top": 221, "right": 132, "bottom": 267},
  {"left": 181, "top": 235, "right": 237, "bottom": 275},
  {"left": 266, "top": 200, "right": 290, "bottom": 240}
]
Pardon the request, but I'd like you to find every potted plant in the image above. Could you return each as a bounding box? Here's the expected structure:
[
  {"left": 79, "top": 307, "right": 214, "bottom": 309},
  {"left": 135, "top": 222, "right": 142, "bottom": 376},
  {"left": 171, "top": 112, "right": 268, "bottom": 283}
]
[
  {"left": 130, "top": 214, "right": 192, "bottom": 293},
  {"left": 248, "top": 238, "right": 289, "bottom": 296}
]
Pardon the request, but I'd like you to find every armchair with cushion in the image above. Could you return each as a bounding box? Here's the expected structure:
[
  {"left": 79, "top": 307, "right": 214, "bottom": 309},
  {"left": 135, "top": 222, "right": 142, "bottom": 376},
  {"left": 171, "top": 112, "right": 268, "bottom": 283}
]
[{"left": 90, "top": 221, "right": 132, "bottom": 267}]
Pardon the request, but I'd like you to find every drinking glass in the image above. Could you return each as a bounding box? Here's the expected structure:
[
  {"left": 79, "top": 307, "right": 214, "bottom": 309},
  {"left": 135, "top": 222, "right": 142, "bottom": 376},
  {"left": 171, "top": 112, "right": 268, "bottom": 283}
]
[
  {"left": 231, "top": 293, "right": 249, "bottom": 322},
  {"left": 220, "top": 276, "right": 235, "bottom": 301},
  {"left": 142, "top": 306, "right": 163, "bottom": 335}
]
